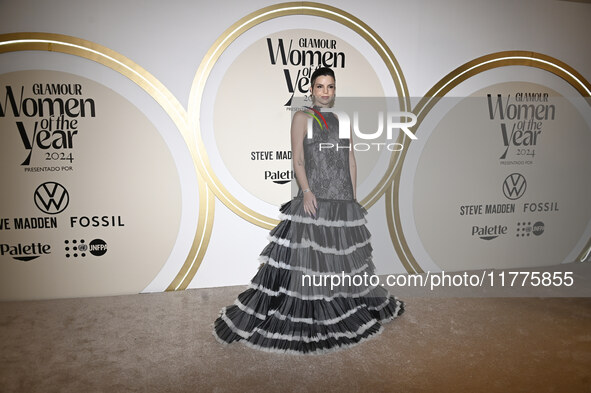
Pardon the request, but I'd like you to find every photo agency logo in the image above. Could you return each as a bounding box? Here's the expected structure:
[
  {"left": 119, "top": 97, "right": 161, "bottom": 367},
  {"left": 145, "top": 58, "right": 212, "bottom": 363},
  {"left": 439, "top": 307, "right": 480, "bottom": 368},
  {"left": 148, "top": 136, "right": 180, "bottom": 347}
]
[{"left": 305, "top": 106, "right": 417, "bottom": 151}]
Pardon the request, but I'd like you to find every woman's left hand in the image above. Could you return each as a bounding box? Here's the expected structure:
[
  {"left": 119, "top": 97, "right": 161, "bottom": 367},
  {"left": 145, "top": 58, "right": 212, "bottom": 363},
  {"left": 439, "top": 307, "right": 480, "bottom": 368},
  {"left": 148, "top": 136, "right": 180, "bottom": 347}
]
[{"left": 303, "top": 191, "right": 317, "bottom": 218}]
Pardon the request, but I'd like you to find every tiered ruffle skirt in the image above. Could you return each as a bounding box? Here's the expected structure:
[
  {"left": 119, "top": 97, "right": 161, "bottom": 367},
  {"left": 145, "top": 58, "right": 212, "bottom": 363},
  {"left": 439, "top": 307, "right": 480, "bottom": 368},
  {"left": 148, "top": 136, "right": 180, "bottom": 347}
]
[{"left": 213, "top": 197, "right": 404, "bottom": 354}]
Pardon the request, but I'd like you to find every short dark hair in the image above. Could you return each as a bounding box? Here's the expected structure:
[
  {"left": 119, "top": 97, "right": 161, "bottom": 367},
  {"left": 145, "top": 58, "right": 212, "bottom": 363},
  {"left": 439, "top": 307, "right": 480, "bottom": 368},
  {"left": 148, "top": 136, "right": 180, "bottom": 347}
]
[{"left": 310, "top": 67, "right": 335, "bottom": 86}]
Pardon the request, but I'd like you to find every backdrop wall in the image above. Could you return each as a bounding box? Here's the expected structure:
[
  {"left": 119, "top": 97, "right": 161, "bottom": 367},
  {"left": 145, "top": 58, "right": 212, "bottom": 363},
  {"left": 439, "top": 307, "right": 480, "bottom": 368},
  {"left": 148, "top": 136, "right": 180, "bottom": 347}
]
[{"left": 0, "top": 0, "right": 589, "bottom": 300}]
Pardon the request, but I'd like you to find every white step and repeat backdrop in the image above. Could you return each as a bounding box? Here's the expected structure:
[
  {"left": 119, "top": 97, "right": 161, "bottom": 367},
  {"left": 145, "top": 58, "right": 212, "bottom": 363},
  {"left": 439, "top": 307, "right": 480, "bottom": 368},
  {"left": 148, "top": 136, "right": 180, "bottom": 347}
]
[{"left": 0, "top": 1, "right": 590, "bottom": 300}]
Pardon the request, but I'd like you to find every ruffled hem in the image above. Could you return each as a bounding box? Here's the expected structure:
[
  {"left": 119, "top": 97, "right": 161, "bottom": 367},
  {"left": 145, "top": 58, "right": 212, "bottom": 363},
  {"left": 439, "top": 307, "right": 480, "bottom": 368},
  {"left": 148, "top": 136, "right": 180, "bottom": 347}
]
[
  {"left": 213, "top": 324, "right": 384, "bottom": 356},
  {"left": 213, "top": 297, "right": 404, "bottom": 355},
  {"left": 213, "top": 197, "right": 404, "bottom": 355},
  {"left": 232, "top": 287, "right": 400, "bottom": 321}
]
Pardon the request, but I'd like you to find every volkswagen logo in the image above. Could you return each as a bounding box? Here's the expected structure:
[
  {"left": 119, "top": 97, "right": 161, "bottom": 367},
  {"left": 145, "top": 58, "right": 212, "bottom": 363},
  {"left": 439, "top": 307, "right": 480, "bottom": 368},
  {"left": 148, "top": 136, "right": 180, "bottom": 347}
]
[
  {"left": 502, "top": 173, "right": 527, "bottom": 200},
  {"left": 34, "top": 182, "right": 70, "bottom": 214}
]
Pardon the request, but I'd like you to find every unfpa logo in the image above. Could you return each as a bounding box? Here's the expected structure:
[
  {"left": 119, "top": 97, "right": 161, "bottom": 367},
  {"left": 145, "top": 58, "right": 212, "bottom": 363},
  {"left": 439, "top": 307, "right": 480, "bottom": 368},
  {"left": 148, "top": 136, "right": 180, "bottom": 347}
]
[{"left": 65, "top": 238, "right": 107, "bottom": 258}]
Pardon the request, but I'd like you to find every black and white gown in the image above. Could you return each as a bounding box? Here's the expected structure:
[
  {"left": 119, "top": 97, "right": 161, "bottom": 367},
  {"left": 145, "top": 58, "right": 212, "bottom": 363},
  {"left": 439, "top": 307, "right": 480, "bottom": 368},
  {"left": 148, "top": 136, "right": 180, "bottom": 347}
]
[{"left": 213, "top": 109, "right": 404, "bottom": 354}]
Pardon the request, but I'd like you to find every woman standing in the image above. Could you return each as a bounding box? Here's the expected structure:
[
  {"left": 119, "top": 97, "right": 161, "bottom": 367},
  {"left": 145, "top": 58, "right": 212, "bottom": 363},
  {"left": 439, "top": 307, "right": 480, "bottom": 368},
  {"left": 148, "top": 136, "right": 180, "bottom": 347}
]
[{"left": 213, "top": 67, "right": 404, "bottom": 354}]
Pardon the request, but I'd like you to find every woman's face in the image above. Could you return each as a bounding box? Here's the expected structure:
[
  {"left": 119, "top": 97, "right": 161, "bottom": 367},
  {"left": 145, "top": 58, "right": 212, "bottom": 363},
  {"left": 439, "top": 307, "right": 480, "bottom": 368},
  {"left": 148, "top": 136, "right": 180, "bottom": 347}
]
[{"left": 310, "top": 75, "right": 335, "bottom": 107}]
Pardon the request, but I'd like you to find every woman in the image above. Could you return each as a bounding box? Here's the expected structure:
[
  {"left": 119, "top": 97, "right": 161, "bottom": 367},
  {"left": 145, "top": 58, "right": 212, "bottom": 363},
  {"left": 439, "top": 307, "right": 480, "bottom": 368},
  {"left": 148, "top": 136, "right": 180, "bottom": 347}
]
[{"left": 213, "top": 67, "right": 404, "bottom": 354}]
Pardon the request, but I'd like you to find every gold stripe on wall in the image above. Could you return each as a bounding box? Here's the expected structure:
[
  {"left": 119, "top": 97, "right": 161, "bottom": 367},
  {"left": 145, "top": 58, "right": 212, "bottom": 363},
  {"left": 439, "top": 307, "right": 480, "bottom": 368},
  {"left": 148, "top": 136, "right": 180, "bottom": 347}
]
[
  {"left": 576, "top": 237, "right": 591, "bottom": 262},
  {"left": 167, "top": 177, "right": 216, "bottom": 290}
]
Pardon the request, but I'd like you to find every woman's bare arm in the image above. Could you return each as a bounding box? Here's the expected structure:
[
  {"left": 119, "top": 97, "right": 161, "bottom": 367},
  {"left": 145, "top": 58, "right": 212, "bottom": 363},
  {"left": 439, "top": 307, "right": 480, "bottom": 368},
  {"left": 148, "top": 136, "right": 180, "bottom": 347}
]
[
  {"left": 291, "top": 112, "right": 309, "bottom": 191},
  {"left": 291, "top": 111, "right": 317, "bottom": 216}
]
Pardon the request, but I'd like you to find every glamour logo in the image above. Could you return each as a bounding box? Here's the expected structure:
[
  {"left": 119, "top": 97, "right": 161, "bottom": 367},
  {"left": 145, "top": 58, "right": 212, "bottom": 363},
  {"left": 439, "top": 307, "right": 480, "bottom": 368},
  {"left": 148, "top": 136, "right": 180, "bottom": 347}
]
[
  {"left": 266, "top": 38, "right": 345, "bottom": 105},
  {"left": 34, "top": 182, "right": 70, "bottom": 214},
  {"left": 267, "top": 38, "right": 345, "bottom": 68},
  {"left": 502, "top": 173, "right": 527, "bottom": 200},
  {"left": 1, "top": 85, "right": 91, "bottom": 165},
  {"left": 0, "top": 86, "right": 95, "bottom": 118},
  {"left": 487, "top": 94, "right": 554, "bottom": 160}
]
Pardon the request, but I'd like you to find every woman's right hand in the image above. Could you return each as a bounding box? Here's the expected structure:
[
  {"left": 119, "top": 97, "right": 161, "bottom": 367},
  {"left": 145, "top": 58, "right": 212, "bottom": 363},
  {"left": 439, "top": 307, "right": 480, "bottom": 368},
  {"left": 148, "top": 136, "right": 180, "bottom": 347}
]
[{"left": 303, "top": 191, "right": 317, "bottom": 218}]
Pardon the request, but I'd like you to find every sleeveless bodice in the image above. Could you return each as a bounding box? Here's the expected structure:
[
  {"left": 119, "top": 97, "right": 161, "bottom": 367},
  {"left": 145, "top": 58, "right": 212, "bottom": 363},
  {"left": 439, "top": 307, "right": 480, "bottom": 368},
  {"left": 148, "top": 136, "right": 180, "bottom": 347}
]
[{"left": 298, "top": 108, "right": 354, "bottom": 200}]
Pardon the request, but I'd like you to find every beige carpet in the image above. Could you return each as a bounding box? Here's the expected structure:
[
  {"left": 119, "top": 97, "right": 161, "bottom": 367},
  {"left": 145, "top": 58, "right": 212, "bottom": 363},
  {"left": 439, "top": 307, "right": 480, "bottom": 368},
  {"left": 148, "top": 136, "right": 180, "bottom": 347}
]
[{"left": 1, "top": 283, "right": 590, "bottom": 393}]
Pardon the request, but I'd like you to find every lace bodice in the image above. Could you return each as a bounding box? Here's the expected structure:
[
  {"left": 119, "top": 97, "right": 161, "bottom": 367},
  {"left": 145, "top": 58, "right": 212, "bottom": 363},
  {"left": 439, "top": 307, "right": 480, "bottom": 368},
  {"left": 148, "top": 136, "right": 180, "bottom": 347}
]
[{"left": 297, "top": 108, "right": 354, "bottom": 200}]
